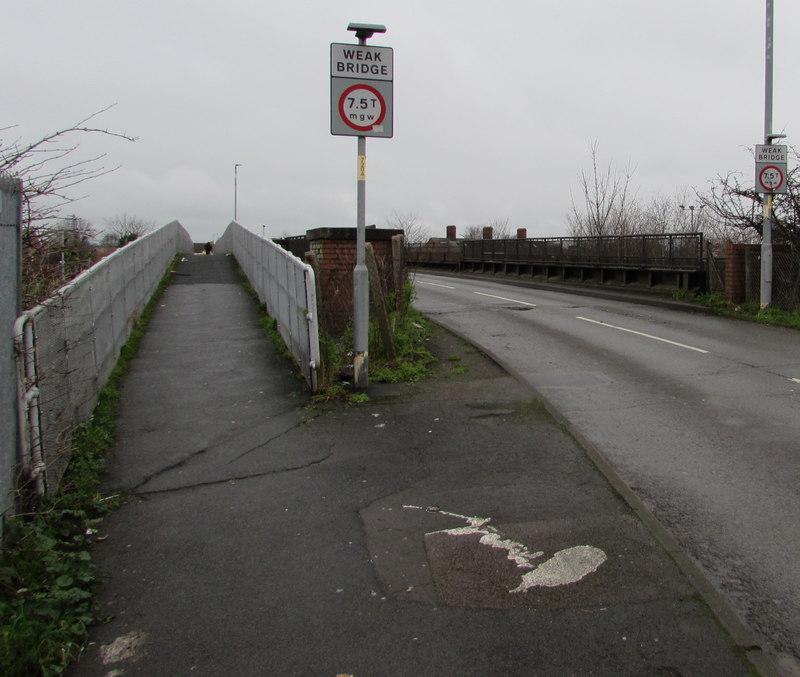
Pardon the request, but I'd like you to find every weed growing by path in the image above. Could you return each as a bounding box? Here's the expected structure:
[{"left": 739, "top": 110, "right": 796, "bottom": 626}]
[{"left": 0, "top": 257, "right": 179, "bottom": 677}]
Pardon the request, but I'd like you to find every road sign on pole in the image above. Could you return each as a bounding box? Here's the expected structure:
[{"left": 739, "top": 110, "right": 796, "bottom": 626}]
[
  {"left": 755, "top": 144, "right": 787, "bottom": 194},
  {"left": 331, "top": 23, "right": 392, "bottom": 388},
  {"left": 331, "top": 43, "right": 393, "bottom": 138}
]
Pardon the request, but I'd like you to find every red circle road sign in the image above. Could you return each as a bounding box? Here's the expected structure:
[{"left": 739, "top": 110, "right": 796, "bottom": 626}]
[
  {"left": 759, "top": 165, "right": 785, "bottom": 192},
  {"left": 338, "top": 84, "right": 386, "bottom": 132}
]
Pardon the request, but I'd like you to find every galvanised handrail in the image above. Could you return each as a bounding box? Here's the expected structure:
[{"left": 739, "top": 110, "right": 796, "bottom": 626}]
[{"left": 216, "top": 222, "right": 320, "bottom": 392}]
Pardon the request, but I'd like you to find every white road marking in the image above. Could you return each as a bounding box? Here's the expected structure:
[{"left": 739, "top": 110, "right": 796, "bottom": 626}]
[
  {"left": 417, "top": 280, "right": 456, "bottom": 289},
  {"left": 100, "top": 630, "right": 148, "bottom": 665},
  {"left": 404, "top": 505, "right": 606, "bottom": 592},
  {"left": 576, "top": 316, "right": 709, "bottom": 354},
  {"left": 790, "top": 378, "right": 800, "bottom": 384},
  {"left": 473, "top": 291, "right": 536, "bottom": 307}
]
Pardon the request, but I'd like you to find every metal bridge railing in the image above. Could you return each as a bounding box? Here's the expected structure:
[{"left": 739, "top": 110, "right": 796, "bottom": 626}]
[
  {"left": 14, "top": 220, "right": 193, "bottom": 496},
  {"left": 455, "top": 233, "right": 704, "bottom": 269},
  {"left": 409, "top": 233, "right": 705, "bottom": 270},
  {"left": 216, "top": 222, "right": 320, "bottom": 392}
]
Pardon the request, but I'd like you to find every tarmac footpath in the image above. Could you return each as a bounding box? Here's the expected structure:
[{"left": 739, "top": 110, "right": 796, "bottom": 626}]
[{"left": 70, "top": 254, "right": 770, "bottom": 676}]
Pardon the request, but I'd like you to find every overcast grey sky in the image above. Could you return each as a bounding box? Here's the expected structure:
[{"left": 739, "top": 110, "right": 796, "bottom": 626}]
[{"left": 6, "top": 1, "right": 799, "bottom": 242}]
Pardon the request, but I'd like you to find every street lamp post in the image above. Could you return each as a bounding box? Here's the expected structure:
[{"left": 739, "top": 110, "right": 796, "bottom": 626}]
[
  {"left": 234, "top": 163, "right": 242, "bottom": 222},
  {"left": 679, "top": 204, "right": 704, "bottom": 230}
]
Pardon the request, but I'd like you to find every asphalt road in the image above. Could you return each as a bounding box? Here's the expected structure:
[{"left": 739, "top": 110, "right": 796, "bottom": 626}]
[{"left": 413, "top": 271, "right": 800, "bottom": 674}]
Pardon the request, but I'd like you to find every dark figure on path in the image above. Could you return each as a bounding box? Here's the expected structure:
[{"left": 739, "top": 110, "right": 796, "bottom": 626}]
[{"left": 204, "top": 242, "right": 213, "bottom": 255}]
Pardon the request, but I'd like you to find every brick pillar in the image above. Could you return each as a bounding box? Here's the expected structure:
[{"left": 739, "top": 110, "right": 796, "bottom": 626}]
[
  {"left": 306, "top": 227, "right": 403, "bottom": 334},
  {"left": 446, "top": 225, "right": 457, "bottom": 241},
  {"left": 482, "top": 226, "right": 493, "bottom": 240},
  {"left": 725, "top": 243, "right": 746, "bottom": 304},
  {"left": 516, "top": 228, "right": 527, "bottom": 239}
]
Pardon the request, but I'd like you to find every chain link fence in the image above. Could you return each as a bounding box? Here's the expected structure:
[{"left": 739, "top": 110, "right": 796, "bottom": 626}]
[
  {"left": 742, "top": 246, "right": 800, "bottom": 310},
  {"left": 14, "top": 221, "right": 192, "bottom": 497}
]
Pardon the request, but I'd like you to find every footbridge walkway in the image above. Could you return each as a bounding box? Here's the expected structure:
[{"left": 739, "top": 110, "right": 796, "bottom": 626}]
[{"left": 0, "top": 215, "right": 776, "bottom": 675}]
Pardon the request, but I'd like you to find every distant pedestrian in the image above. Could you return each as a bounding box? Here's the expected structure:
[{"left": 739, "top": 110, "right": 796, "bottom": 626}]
[{"left": 204, "top": 241, "right": 213, "bottom": 255}]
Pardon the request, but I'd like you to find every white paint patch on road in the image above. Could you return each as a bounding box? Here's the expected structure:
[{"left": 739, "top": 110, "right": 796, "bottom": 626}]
[
  {"left": 510, "top": 545, "right": 607, "bottom": 592},
  {"left": 473, "top": 291, "right": 536, "bottom": 307},
  {"left": 100, "top": 630, "right": 148, "bottom": 665},
  {"left": 417, "top": 280, "right": 456, "bottom": 289},
  {"left": 790, "top": 378, "right": 800, "bottom": 384},
  {"left": 404, "top": 505, "right": 606, "bottom": 592},
  {"left": 576, "top": 316, "right": 709, "bottom": 354}
]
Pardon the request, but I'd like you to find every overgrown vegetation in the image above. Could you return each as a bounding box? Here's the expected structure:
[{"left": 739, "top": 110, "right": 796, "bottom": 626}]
[
  {"left": 319, "top": 280, "right": 435, "bottom": 392},
  {"left": 0, "top": 258, "right": 178, "bottom": 677},
  {"left": 673, "top": 290, "right": 800, "bottom": 329}
]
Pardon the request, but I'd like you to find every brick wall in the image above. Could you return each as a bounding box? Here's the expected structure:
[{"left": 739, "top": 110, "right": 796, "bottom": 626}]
[
  {"left": 307, "top": 227, "right": 403, "bottom": 334},
  {"left": 724, "top": 243, "right": 748, "bottom": 304}
]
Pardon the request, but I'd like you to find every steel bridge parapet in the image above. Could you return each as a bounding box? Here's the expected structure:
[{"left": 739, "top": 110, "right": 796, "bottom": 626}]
[{"left": 408, "top": 233, "right": 706, "bottom": 292}]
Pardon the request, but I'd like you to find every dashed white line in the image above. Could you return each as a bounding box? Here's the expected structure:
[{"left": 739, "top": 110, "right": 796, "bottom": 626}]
[
  {"left": 417, "top": 281, "right": 456, "bottom": 289},
  {"left": 576, "top": 316, "right": 709, "bottom": 354},
  {"left": 473, "top": 291, "right": 536, "bottom": 307},
  {"left": 790, "top": 378, "right": 800, "bottom": 384}
]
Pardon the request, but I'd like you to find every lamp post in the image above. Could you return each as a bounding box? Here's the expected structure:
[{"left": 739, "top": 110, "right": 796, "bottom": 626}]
[
  {"left": 234, "top": 163, "right": 242, "bottom": 221},
  {"left": 679, "top": 204, "right": 704, "bottom": 230},
  {"left": 760, "top": 0, "right": 783, "bottom": 308}
]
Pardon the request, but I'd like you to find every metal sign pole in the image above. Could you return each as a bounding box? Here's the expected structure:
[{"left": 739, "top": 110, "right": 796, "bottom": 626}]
[
  {"left": 353, "top": 129, "right": 369, "bottom": 387},
  {"left": 330, "top": 23, "right": 390, "bottom": 387}
]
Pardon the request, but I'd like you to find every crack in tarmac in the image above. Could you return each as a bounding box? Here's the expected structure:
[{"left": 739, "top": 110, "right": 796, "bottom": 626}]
[
  {"left": 131, "top": 416, "right": 315, "bottom": 493},
  {"left": 133, "top": 449, "right": 333, "bottom": 497}
]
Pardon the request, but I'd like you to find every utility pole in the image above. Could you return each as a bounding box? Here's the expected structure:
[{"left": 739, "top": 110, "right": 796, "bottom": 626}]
[
  {"left": 761, "top": 0, "right": 775, "bottom": 308},
  {"left": 234, "top": 163, "right": 242, "bottom": 222}
]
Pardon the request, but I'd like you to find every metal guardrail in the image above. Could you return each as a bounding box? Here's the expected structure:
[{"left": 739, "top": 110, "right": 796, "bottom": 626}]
[
  {"left": 408, "top": 233, "right": 704, "bottom": 270},
  {"left": 216, "top": 222, "right": 320, "bottom": 392},
  {"left": 14, "top": 220, "right": 193, "bottom": 496}
]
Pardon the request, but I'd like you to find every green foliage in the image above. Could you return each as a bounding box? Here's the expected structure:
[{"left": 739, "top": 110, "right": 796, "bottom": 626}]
[
  {"left": 260, "top": 315, "right": 293, "bottom": 360},
  {"left": 366, "top": 282, "right": 434, "bottom": 383},
  {"left": 674, "top": 290, "right": 800, "bottom": 328},
  {"left": 671, "top": 289, "right": 696, "bottom": 303},
  {"left": 446, "top": 356, "right": 469, "bottom": 376},
  {"left": 0, "top": 257, "right": 178, "bottom": 676}
]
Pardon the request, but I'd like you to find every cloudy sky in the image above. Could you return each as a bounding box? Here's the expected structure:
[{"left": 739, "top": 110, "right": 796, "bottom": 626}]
[{"left": 6, "top": 1, "right": 799, "bottom": 243}]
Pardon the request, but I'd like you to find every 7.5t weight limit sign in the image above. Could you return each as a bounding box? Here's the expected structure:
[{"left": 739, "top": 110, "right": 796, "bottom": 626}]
[
  {"left": 338, "top": 84, "right": 387, "bottom": 132},
  {"left": 331, "top": 43, "right": 393, "bottom": 138},
  {"left": 755, "top": 144, "right": 788, "bottom": 194}
]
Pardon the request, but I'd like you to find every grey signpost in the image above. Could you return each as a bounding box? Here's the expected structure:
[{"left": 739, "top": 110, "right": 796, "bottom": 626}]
[
  {"left": 331, "top": 23, "right": 393, "bottom": 387},
  {"left": 758, "top": 0, "right": 787, "bottom": 308}
]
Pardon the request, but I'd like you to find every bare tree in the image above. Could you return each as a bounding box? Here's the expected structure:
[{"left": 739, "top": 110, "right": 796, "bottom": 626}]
[
  {"left": 461, "top": 225, "right": 484, "bottom": 240},
  {"left": 568, "top": 141, "right": 638, "bottom": 237},
  {"left": 457, "top": 219, "right": 512, "bottom": 240},
  {"left": 694, "top": 148, "right": 800, "bottom": 250},
  {"left": 104, "top": 213, "right": 155, "bottom": 246},
  {"left": 387, "top": 210, "right": 430, "bottom": 244},
  {"left": 488, "top": 218, "right": 512, "bottom": 239},
  {"left": 21, "top": 215, "right": 97, "bottom": 309},
  {"left": 1, "top": 105, "right": 137, "bottom": 308},
  {"left": 1, "top": 105, "right": 136, "bottom": 228}
]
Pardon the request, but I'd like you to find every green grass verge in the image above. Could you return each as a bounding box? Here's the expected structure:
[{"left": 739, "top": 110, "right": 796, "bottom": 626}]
[
  {"left": 0, "top": 256, "right": 180, "bottom": 677},
  {"left": 674, "top": 290, "right": 800, "bottom": 329}
]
